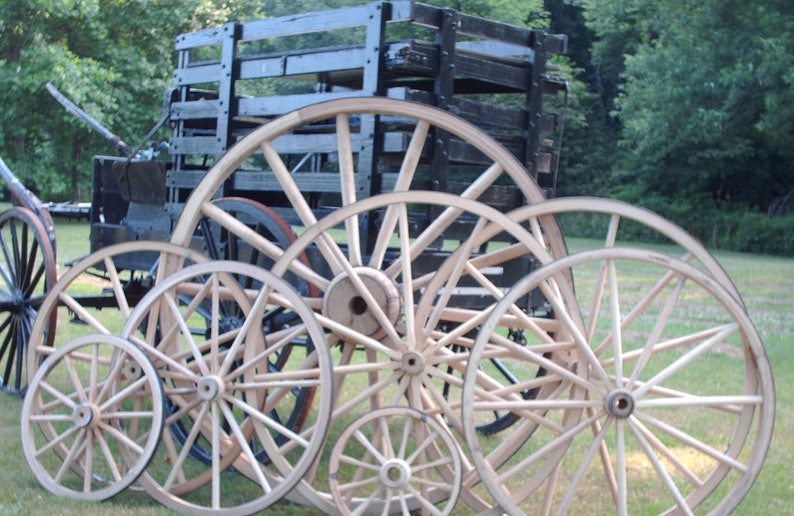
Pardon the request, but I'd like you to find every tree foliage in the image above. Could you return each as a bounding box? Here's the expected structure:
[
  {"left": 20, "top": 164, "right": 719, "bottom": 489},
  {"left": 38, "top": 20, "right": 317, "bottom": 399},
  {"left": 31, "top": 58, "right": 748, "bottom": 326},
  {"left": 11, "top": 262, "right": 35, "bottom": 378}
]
[
  {"left": 0, "top": 0, "right": 232, "bottom": 200},
  {"left": 570, "top": 0, "right": 794, "bottom": 221}
]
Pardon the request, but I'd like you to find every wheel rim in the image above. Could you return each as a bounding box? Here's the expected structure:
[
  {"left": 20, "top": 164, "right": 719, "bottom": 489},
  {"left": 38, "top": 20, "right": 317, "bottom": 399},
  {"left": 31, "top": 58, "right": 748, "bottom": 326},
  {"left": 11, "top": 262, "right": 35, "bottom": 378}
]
[
  {"left": 462, "top": 247, "right": 774, "bottom": 515},
  {"left": 0, "top": 206, "right": 56, "bottom": 395},
  {"left": 20, "top": 334, "right": 164, "bottom": 501},
  {"left": 119, "top": 261, "right": 333, "bottom": 514},
  {"left": 329, "top": 407, "right": 463, "bottom": 515}
]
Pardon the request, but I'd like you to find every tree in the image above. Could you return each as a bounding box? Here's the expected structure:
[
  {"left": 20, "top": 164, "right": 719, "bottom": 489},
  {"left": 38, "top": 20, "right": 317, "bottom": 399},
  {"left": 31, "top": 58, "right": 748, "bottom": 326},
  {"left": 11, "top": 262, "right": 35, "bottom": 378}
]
[
  {"left": 0, "top": 0, "right": 234, "bottom": 201},
  {"left": 613, "top": 0, "right": 794, "bottom": 215}
]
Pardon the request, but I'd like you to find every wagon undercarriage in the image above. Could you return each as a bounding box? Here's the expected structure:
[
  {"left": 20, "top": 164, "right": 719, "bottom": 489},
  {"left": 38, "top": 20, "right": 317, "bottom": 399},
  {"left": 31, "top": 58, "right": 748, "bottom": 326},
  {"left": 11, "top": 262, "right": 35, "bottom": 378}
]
[{"left": 1, "top": 2, "right": 773, "bottom": 514}]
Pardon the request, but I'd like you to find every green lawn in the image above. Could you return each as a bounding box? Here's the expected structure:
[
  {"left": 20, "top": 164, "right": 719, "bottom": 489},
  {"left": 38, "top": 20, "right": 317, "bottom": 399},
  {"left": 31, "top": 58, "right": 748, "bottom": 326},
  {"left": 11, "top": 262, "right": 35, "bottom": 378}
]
[{"left": 1, "top": 217, "right": 791, "bottom": 514}]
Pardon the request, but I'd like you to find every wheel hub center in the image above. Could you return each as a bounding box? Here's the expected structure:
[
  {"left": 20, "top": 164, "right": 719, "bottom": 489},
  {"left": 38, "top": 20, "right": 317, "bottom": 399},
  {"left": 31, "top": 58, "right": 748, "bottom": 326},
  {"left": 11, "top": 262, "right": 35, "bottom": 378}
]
[
  {"left": 72, "top": 403, "right": 98, "bottom": 428},
  {"left": 379, "top": 458, "right": 411, "bottom": 489},
  {"left": 121, "top": 360, "right": 143, "bottom": 381},
  {"left": 197, "top": 376, "right": 224, "bottom": 401},
  {"left": 323, "top": 267, "right": 401, "bottom": 339},
  {"left": 605, "top": 389, "right": 636, "bottom": 419},
  {"left": 400, "top": 351, "right": 425, "bottom": 375}
]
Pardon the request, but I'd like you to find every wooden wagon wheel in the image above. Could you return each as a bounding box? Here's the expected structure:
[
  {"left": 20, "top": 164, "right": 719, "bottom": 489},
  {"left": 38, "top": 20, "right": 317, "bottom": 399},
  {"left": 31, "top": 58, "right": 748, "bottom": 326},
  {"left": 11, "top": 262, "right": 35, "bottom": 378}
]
[
  {"left": 328, "top": 407, "right": 463, "bottom": 515},
  {"left": 461, "top": 247, "right": 774, "bottom": 515},
  {"left": 20, "top": 334, "right": 164, "bottom": 501},
  {"left": 261, "top": 190, "right": 552, "bottom": 512},
  {"left": 162, "top": 97, "right": 565, "bottom": 512},
  {"left": 27, "top": 241, "right": 206, "bottom": 376},
  {"left": 419, "top": 196, "right": 749, "bottom": 441},
  {"left": 0, "top": 206, "right": 56, "bottom": 395},
  {"left": 119, "top": 261, "right": 333, "bottom": 515}
]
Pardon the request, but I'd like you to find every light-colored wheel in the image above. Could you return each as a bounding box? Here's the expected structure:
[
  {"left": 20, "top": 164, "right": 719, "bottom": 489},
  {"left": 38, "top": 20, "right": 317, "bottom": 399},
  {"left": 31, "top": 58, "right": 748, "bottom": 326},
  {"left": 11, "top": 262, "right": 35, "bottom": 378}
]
[
  {"left": 27, "top": 241, "right": 207, "bottom": 379},
  {"left": 21, "top": 334, "right": 164, "bottom": 500},
  {"left": 462, "top": 247, "right": 774, "bottom": 515},
  {"left": 265, "top": 191, "right": 552, "bottom": 512},
  {"left": 0, "top": 206, "right": 57, "bottom": 395},
  {"left": 119, "top": 261, "right": 333, "bottom": 515},
  {"left": 413, "top": 195, "right": 746, "bottom": 443},
  {"left": 329, "top": 407, "right": 463, "bottom": 515}
]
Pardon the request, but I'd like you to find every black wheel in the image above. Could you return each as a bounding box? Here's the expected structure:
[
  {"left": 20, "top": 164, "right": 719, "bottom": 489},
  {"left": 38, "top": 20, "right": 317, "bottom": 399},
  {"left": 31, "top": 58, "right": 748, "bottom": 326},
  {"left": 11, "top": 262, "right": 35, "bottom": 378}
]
[{"left": 0, "top": 207, "right": 56, "bottom": 395}]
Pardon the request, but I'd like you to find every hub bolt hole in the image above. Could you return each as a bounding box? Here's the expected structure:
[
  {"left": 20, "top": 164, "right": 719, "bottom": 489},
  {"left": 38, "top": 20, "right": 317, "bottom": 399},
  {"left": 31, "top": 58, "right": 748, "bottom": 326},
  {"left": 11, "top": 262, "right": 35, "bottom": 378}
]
[{"left": 350, "top": 296, "right": 368, "bottom": 315}]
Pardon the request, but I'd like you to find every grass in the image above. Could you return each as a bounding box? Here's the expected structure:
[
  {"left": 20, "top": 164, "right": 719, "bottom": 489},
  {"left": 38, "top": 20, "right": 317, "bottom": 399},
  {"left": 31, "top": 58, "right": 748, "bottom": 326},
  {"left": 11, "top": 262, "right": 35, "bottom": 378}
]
[{"left": 1, "top": 216, "right": 793, "bottom": 514}]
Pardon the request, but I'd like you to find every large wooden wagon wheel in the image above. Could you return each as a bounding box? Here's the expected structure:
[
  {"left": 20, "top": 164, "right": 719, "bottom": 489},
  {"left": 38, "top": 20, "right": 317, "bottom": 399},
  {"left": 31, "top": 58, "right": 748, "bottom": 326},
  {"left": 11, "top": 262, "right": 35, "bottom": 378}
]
[
  {"left": 118, "top": 261, "right": 333, "bottom": 515},
  {"left": 461, "top": 247, "right": 774, "bottom": 515},
  {"left": 328, "top": 407, "right": 463, "bottom": 515},
  {"left": 20, "top": 334, "right": 164, "bottom": 501},
  {"left": 0, "top": 206, "right": 56, "bottom": 395}
]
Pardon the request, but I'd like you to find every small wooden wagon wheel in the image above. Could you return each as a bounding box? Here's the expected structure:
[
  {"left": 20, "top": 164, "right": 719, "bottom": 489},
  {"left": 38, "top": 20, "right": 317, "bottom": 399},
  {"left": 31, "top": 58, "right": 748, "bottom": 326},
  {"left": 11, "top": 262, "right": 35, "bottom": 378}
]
[
  {"left": 461, "top": 247, "right": 774, "bottom": 515},
  {"left": 328, "top": 407, "right": 463, "bottom": 515},
  {"left": 0, "top": 206, "right": 57, "bottom": 395},
  {"left": 119, "top": 261, "right": 333, "bottom": 515},
  {"left": 27, "top": 241, "right": 206, "bottom": 377},
  {"left": 20, "top": 334, "right": 164, "bottom": 501}
]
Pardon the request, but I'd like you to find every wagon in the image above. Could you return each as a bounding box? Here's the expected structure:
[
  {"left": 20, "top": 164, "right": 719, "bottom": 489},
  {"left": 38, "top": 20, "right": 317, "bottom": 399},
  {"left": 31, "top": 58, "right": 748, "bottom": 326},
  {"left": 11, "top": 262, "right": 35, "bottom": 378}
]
[{"left": 2, "top": 2, "right": 774, "bottom": 514}]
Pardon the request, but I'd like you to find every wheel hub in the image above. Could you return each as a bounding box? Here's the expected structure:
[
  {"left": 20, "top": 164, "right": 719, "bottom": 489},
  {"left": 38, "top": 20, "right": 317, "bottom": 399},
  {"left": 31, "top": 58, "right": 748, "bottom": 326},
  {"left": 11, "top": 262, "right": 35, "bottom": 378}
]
[
  {"left": 72, "top": 403, "right": 99, "bottom": 428},
  {"left": 400, "top": 351, "right": 425, "bottom": 375},
  {"left": 605, "top": 389, "right": 635, "bottom": 419},
  {"left": 121, "top": 360, "right": 143, "bottom": 381},
  {"left": 196, "top": 376, "right": 224, "bottom": 401},
  {"left": 323, "top": 267, "right": 400, "bottom": 339},
  {"left": 379, "top": 458, "right": 411, "bottom": 489}
]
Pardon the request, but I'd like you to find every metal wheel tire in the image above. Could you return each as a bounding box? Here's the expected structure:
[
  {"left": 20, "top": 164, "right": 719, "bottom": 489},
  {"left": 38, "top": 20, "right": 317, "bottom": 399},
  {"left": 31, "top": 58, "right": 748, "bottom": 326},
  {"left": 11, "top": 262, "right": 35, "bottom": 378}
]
[
  {"left": 119, "top": 261, "right": 333, "bottom": 515},
  {"left": 20, "top": 334, "right": 164, "bottom": 501},
  {"left": 329, "top": 407, "right": 463, "bottom": 515},
  {"left": 461, "top": 247, "right": 774, "bottom": 515},
  {"left": 263, "top": 190, "right": 551, "bottom": 512},
  {"left": 27, "top": 241, "right": 207, "bottom": 380},
  {"left": 0, "top": 206, "right": 57, "bottom": 395}
]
